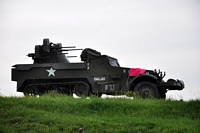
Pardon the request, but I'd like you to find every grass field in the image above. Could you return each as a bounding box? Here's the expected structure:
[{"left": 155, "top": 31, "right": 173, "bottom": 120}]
[{"left": 0, "top": 94, "right": 199, "bottom": 133}]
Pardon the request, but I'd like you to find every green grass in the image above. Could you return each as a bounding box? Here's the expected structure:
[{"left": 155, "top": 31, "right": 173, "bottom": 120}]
[{"left": 0, "top": 94, "right": 199, "bottom": 133}]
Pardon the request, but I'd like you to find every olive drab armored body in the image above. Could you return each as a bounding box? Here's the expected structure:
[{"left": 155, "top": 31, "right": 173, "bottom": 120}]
[{"left": 12, "top": 39, "right": 184, "bottom": 98}]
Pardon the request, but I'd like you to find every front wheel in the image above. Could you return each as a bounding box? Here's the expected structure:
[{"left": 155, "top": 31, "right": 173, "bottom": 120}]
[{"left": 133, "top": 81, "right": 160, "bottom": 99}]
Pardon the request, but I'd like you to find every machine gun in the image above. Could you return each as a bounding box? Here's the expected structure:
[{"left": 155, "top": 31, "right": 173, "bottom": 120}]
[{"left": 27, "top": 38, "right": 82, "bottom": 64}]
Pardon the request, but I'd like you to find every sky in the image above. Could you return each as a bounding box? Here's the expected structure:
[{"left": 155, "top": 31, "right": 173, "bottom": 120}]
[{"left": 0, "top": 0, "right": 200, "bottom": 100}]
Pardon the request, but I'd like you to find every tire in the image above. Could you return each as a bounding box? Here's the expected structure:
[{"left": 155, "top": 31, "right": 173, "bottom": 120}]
[
  {"left": 74, "top": 82, "right": 90, "bottom": 97},
  {"left": 133, "top": 81, "right": 160, "bottom": 99},
  {"left": 23, "top": 85, "right": 39, "bottom": 97}
]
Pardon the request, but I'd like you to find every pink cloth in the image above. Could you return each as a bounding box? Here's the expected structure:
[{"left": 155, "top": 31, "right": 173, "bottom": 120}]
[{"left": 129, "top": 68, "right": 146, "bottom": 76}]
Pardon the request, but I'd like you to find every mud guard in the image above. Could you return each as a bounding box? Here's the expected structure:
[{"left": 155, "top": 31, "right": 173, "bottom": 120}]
[{"left": 121, "top": 74, "right": 158, "bottom": 91}]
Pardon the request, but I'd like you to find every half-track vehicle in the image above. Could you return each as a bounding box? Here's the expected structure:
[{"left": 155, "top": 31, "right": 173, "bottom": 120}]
[{"left": 12, "top": 39, "right": 184, "bottom": 98}]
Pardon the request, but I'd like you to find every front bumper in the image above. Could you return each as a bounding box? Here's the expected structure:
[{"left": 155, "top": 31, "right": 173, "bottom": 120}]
[{"left": 159, "top": 79, "right": 185, "bottom": 90}]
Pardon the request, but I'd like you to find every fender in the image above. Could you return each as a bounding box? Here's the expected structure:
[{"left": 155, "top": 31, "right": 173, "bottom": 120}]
[
  {"left": 133, "top": 74, "right": 157, "bottom": 81},
  {"left": 121, "top": 74, "right": 158, "bottom": 91}
]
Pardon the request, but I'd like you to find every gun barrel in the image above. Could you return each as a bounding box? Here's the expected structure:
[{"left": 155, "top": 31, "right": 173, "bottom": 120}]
[
  {"left": 27, "top": 53, "right": 35, "bottom": 57},
  {"left": 52, "top": 46, "right": 76, "bottom": 49},
  {"left": 62, "top": 46, "right": 76, "bottom": 48},
  {"left": 67, "top": 56, "right": 77, "bottom": 58},
  {"left": 56, "top": 53, "right": 68, "bottom": 55},
  {"left": 62, "top": 49, "right": 83, "bottom": 51}
]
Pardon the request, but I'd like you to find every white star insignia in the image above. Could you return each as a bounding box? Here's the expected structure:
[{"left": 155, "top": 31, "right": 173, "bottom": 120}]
[{"left": 46, "top": 67, "right": 56, "bottom": 77}]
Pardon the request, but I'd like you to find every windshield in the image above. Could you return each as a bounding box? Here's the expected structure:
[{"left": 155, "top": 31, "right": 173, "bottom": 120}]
[{"left": 107, "top": 57, "right": 120, "bottom": 67}]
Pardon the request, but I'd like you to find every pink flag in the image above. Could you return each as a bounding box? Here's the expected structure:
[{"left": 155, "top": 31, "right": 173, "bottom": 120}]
[{"left": 129, "top": 68, "right": 146, "bottom": 76}]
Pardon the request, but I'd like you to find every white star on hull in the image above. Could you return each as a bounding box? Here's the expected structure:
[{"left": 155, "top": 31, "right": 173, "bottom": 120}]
[{"left": 46, "top": 67, "right": 56, "bottom": 77}]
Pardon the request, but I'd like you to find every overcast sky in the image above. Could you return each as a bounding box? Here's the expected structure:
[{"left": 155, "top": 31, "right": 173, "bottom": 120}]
[{"left": 0, "top": 0, "right": 199, "bottom": 100}]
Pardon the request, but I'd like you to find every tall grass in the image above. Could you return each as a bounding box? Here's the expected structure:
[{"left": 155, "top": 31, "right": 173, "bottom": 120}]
[{"left": 0, "top": 94, "right": 199, "bottom": 133}]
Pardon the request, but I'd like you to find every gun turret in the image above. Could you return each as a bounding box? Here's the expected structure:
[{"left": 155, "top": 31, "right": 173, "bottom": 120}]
[{"left": 28, "top": 38, "right": 82, "bottom": 64}]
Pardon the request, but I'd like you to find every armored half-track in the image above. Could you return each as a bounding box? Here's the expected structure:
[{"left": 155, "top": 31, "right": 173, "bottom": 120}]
[{"left": 12, "top": 39, "right": 184, "bottom": 98}]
